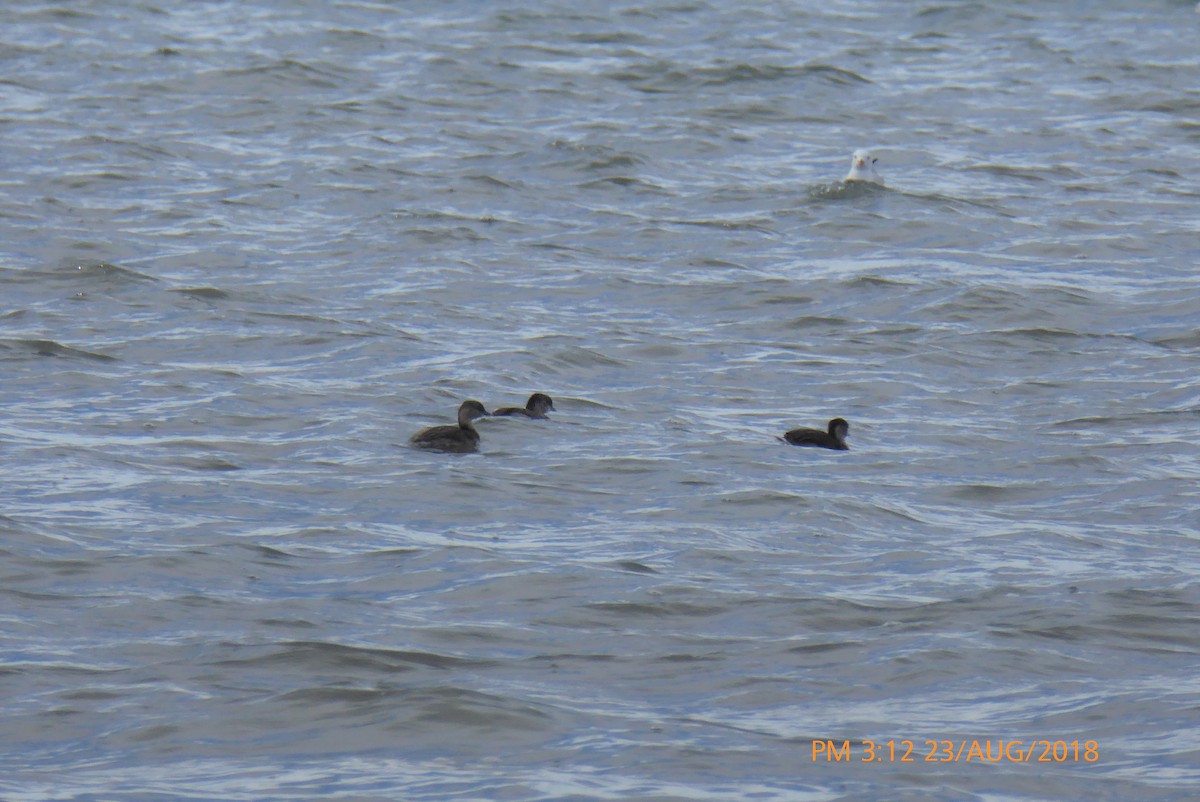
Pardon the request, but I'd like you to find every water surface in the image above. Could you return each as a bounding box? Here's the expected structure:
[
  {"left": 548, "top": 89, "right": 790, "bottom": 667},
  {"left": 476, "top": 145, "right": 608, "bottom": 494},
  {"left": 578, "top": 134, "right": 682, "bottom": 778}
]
[{"left": 2, "top": 1, "right": 1199, "bottom": 800}]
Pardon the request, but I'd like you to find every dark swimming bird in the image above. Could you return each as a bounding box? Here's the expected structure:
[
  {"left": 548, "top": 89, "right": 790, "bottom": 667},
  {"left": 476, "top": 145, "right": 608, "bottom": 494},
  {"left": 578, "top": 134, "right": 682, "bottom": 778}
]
[
  {"left": 780, "top": 417, "right": 849, "bottom": 451},
  {"left": 492, "top": 392, "right": 555, "bottom": 420},
  {"left": 410, "top": 400, "right": 489, "bottom": 453}
]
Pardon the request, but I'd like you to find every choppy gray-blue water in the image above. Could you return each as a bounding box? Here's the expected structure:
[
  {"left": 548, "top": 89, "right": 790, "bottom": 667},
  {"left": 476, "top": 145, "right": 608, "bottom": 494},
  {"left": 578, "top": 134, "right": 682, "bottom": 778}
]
[{"left": 2, "top": 2, "right": 1199, "bottom": 800}]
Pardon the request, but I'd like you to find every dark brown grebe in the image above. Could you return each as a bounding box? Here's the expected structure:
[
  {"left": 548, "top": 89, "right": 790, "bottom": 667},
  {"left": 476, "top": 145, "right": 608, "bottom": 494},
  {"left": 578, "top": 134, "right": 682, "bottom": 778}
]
[
  {"left": 492, "top": 392, "right": 555, "bottom": 420},
  {"left": 410, "top": 400, "right": 489, "bottom": 453},
  {"left": 780, "top": 418, "right": 849, "bottom": 451}
]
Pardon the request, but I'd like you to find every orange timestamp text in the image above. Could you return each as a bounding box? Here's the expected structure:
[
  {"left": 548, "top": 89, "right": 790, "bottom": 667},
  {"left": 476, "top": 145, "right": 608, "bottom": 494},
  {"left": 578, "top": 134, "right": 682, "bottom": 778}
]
[{"left": 811, "top": 739, "right": 1099, "bottom": 764}]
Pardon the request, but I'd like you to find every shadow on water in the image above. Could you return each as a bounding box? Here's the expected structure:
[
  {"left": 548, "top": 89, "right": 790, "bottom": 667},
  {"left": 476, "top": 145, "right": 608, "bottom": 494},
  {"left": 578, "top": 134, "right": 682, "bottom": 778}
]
[
  {"left": 806, "top": 180, "right": 887, "bottom": 202},
  {"left": 806, "top": 180, "right": 1017, "bottom": 223}
]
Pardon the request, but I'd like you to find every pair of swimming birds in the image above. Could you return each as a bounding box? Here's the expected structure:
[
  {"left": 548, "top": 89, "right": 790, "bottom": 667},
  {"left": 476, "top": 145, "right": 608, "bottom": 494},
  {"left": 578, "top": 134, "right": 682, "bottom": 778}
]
[
  {"left": 410, "top": 395, "right": 849, "bottom": 454},
  {"left": 409, "top": 393, "right": 555, "bottom": 453}
]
